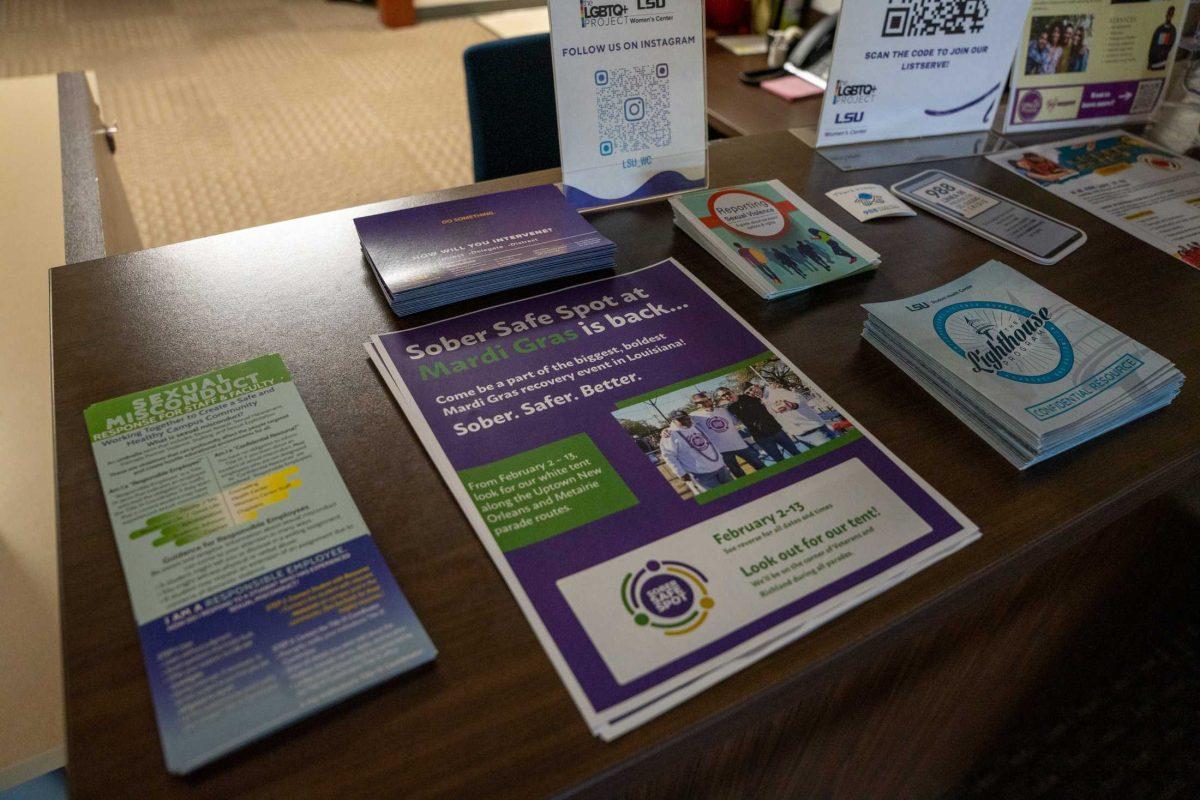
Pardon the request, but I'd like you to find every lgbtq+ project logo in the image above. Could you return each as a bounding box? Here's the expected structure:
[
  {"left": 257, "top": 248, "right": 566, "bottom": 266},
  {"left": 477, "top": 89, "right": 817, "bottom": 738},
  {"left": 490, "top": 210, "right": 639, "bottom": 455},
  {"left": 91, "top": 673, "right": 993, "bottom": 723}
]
[{"left": 621, "top": 558, "right": 714, "bottom": 636}]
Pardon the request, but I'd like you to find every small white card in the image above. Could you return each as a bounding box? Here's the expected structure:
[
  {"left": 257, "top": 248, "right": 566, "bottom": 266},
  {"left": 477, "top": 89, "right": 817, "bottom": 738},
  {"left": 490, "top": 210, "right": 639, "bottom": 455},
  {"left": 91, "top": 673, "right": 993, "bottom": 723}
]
[{"left": 826, "top": 184, "right": 916, "bottom": 222}]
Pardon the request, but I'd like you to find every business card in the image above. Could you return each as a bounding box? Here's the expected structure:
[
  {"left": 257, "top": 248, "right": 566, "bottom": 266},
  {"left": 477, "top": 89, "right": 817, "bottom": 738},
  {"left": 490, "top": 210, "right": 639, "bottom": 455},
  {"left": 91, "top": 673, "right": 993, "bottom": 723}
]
[{"left": 826, "top": 184, "right": 916, "bottom": 222}]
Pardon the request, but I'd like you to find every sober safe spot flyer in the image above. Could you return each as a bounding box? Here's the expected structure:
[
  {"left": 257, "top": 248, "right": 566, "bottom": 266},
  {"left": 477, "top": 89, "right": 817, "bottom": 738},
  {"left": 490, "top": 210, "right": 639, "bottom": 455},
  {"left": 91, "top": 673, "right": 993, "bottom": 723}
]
[{"left": 368, "top": 259, "right": 978, "bottom": 738}]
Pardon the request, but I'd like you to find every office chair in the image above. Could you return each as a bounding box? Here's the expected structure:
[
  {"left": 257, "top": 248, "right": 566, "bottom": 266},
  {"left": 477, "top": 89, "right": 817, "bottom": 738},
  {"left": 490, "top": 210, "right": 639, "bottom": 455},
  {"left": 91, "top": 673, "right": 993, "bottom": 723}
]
[{"left": 463, "top": 34, "right": 561, "bottom": 182}]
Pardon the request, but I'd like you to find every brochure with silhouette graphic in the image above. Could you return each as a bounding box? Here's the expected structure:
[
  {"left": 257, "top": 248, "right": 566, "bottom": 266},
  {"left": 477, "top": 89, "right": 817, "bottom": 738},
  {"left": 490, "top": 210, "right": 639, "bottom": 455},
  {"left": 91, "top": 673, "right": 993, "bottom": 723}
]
[
  {"left": 85, "top": 354, "right": 435, "bottom": 774},
  {"left": 366, "top": 259, "right": 977, "bottom": 740},
  {"left": 670, "top": 180, "right": 880, "bottom": 299}
]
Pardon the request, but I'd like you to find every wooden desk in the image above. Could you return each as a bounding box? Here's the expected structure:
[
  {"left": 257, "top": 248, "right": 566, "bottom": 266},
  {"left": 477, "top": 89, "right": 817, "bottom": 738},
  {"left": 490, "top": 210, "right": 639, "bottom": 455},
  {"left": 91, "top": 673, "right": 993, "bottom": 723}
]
[
  {"left": 52, "top": 131, "right": 1200, "bottom": 798},
  {"left": 705, "top": 40, "right": 823, "bottom": 137}
]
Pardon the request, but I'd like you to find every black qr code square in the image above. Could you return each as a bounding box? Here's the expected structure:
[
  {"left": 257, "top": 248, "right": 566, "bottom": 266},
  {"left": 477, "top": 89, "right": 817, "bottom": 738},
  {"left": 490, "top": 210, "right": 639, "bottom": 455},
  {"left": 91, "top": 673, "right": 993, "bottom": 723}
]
[
  {"left": 595, "top": 65, "right": 671, "bottom": 155},
  {"left": 881, "top": 0, "right": 989, "bottom": 37},
  {"left": 1131, "top": 80, "right": 1162, "bottom": 115}
]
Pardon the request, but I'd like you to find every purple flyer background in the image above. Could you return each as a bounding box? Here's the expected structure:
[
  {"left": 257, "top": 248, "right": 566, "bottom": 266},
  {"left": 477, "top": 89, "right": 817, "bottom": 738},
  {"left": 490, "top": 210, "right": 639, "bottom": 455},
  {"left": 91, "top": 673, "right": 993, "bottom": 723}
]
[
  {"left": 1011, "top": 79, "right": 1159, "bottom": 125},
  {"left": 378, "top": 262, "right": 966, "bottom": 713},
  {"left": 1078, "top": 81, "right": 1144, "bottom": 120}
]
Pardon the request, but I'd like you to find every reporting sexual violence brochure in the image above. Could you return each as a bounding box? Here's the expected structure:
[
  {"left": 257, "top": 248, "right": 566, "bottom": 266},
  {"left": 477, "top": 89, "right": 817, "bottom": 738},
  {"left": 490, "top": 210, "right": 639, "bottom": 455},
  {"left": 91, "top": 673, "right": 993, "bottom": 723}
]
[
  {"left": 670, "top": 180, "right": 879, "bottom": 299},
  {"left": 85, "top": 355, "right": 435, "bottom": 774},
  {"left": 366, "top": 259, "right": 978, "bottom": 739}
]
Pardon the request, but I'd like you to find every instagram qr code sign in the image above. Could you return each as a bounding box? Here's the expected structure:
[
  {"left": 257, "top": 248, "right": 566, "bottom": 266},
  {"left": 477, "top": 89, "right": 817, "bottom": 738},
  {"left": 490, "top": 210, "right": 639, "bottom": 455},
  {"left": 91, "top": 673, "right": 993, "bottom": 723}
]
[{"left": 595, "top": 64, "right": 672, "bottom": 154}]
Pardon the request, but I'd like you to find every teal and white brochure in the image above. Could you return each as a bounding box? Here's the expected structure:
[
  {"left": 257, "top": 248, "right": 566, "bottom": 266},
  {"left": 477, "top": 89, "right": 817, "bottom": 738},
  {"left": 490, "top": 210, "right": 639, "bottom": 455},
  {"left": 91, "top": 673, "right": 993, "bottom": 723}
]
[
  {"left": 862, "top": 261, "right": 1184, "bottom": 467},
  {"left": 85, "top": 355, "right": 435, "bottom": 773}
]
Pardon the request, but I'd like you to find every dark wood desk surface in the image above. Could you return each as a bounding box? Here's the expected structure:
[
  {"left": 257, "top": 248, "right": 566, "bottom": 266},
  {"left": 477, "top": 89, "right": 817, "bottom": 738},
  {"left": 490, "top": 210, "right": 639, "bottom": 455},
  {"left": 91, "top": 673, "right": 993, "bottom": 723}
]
[
  {"left": 53, "top": 131, "right": 1200, "bottom": 799},
  {"left": 705, "top": 40, "right": 823, "bottom": 137}
]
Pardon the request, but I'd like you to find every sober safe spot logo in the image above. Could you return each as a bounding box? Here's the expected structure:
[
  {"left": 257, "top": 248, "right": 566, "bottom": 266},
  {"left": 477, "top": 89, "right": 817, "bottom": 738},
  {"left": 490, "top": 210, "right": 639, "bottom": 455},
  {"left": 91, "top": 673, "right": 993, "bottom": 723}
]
[
  {"left": 621, "top": 558, "right": 714, "bottom": 636},
  {"left": 706, "top": 416, "right": 730, "bottom": 432}
]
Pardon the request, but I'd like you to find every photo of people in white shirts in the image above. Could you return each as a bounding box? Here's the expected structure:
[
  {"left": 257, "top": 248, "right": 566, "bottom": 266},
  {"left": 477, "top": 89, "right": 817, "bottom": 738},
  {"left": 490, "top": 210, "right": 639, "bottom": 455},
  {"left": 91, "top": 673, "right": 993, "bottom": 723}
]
[{"left": 613, "top": 356, "right": 853, "bottom": 501}]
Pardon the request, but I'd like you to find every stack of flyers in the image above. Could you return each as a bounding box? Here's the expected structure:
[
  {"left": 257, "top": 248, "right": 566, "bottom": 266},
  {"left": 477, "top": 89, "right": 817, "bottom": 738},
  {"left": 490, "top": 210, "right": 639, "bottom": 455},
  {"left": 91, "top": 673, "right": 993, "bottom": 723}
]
[
  {"left": 669, "top": 179, "right": 879, "bottom": 300},
  {"left": 354, "top": 184, "right": 616, "bottom": 316},
  {"left": 862, "top": 261, "right": 1185, "bottom": 469},
  {"left": 363, "top": 258, "right": 979, "bottom": 740}
]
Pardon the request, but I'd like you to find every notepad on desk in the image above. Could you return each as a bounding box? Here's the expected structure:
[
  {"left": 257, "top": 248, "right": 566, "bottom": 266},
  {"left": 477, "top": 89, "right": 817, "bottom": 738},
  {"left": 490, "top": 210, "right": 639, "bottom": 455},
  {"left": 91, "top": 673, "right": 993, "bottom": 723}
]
[{"left": 761, "top": 74, "right": 823, "bottom": 101}]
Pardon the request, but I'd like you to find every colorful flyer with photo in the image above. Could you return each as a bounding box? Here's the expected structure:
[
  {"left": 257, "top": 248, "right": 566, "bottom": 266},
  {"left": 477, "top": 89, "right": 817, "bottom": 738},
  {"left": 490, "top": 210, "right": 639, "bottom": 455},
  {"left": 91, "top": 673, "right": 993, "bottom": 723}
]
[
  {"left": 988, "top": 129, "right": 1200, "bottom": 267},
  {"left": 547, "top": 0, "right": 708, "bottom": 210},
  {"left": 86, "top": 355, "right": 436, "bottom": 774},
  {"left": 367, "top": 260, "right": 978, "bottom": 739},
  {"left": 1003, "top": 1, "right": 1180, "bottom": 132},
  {"left": 815, "top": 0, "right": 1031, "bottom": 147}
]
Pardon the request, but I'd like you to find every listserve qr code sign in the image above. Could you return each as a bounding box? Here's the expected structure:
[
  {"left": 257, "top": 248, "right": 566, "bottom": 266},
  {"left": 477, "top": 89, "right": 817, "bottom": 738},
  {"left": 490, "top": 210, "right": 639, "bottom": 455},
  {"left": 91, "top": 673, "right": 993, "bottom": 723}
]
[{"left": 595, "top": 63, "right": 671, "bottom": 157}]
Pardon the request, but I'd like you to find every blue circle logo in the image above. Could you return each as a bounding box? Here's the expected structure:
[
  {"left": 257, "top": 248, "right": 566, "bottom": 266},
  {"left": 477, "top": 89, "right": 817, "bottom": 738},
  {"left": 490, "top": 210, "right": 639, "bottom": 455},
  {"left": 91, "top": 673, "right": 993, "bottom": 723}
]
[{"left": 933, "top": 301, "right": 1073, "bottom": 384}]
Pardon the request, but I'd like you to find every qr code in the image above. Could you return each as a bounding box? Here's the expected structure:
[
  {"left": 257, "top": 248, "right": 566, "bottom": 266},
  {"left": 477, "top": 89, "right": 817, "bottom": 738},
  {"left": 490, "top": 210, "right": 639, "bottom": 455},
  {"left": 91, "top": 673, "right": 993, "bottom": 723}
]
[
  {"left": 1131, "top": 79, "right": 1163, "bottom": 115},
  {"left": 594, "top": 64, "right": 671, "bottom": 156},
  {"left": 881, "top": 0, "right": 989, "bottom": 37}
]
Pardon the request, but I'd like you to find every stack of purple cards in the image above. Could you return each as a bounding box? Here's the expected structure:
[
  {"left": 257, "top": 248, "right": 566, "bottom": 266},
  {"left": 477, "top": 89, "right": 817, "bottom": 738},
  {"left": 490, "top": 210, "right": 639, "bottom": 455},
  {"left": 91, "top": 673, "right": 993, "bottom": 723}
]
[{"left": 354, "top": 185, "right": 616, "bottom": 316}]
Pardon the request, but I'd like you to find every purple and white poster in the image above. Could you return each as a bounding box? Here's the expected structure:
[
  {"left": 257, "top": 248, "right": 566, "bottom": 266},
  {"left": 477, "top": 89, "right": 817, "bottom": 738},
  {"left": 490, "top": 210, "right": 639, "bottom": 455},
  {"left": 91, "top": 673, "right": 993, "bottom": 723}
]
[{"left": 368, "top": 260, "right": 978, "bottom": 738}]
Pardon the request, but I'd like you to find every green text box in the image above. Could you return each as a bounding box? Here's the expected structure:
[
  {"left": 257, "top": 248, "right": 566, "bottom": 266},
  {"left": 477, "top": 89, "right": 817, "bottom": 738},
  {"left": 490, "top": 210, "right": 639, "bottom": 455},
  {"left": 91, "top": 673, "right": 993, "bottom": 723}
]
[{"left": 458, "top": 433, "right": 638, "bottom": 552}]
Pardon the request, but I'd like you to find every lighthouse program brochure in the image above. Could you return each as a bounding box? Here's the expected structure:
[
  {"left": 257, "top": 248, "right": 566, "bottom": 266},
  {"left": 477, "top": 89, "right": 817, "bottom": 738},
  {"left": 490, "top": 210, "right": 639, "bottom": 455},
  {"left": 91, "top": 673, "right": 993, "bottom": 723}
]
[
  {"left": 366, "top": 259, "right": 978, "bottom": 739},
  {"left": 86, "top": 355, "right": 436, "bottom": 773},
  {"left": 862, "top": 261, "right": 1184, "bottom": 468}
]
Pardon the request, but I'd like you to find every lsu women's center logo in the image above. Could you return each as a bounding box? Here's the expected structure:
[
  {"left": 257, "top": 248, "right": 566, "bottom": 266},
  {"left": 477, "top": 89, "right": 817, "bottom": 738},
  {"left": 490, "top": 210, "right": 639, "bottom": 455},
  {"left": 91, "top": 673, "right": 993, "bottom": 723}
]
[
  {"left": 620, "top": 558, "right": 713, "bottom": 636},
  {"left": 933, "top": 300, "right": 1074, "bottom": 384}
]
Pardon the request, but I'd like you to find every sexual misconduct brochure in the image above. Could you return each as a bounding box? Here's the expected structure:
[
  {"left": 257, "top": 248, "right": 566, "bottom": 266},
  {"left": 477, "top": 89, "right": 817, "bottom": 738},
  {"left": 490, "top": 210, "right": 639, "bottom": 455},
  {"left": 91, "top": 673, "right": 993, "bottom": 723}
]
[
  {"left": 85, "top": 355, "right": 435, "bottom": 774},
  {"left": 367, "top": 260, "right": 978, "bottom": 739}
]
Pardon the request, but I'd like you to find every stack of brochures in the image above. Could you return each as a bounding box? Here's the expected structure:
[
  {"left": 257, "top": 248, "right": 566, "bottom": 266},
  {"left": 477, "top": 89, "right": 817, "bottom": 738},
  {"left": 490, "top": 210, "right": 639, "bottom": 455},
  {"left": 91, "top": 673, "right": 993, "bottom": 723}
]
[
  {"left": 862, "top": 261, "right": 1185, "bottom": 469},
  {"left": 670, "top": 179, "right": 879, "bottom": 299},
  {"left": 354, "top": 184, "right": 616, "bottom": 316}
]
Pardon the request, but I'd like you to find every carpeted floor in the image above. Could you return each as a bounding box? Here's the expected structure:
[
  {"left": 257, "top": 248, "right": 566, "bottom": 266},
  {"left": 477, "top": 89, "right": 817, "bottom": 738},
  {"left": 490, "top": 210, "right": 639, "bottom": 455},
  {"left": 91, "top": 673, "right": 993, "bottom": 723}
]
[{"left": 0, "top": 0, "right": 495, "bottom": 248}]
